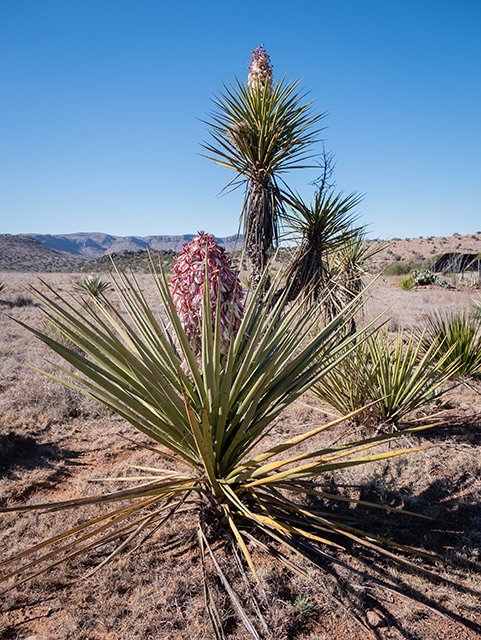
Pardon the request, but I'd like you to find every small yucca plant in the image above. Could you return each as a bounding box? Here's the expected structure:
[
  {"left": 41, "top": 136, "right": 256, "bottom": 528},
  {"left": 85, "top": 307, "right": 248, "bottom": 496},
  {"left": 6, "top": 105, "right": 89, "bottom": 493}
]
[
  {"left": 419, "top": 311, "right": 481, "bottom": 379},
  {"left": 74, "top": 274, "right": 110, "bottom": 298},
  {"left": 313, "top": 327, "right": 459, "bottom": 428},
  {"left": 0, "top": 239, "right": 465, "bottom": 635},
  {"left": 398, "top": 274, "right": 415, "bottom": 290}
]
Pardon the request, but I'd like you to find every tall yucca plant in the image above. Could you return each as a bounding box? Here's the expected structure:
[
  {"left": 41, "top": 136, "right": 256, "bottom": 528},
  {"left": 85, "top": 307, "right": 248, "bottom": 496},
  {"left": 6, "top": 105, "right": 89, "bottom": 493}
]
[
  {"left": 1, "top": 241, "right": 456, "bottom": 636},
  {"left": 202, "top": 45, "right": 325, "bottom": 285}
]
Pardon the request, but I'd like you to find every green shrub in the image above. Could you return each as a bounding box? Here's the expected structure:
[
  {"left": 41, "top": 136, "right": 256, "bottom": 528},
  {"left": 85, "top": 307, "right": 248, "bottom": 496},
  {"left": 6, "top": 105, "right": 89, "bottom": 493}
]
[{"left": 383, "top": 261, "right": 420, "bottom": 276}]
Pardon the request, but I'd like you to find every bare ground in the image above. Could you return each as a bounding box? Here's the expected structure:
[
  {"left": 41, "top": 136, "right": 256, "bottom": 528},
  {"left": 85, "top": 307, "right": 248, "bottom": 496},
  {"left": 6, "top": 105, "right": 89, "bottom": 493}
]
[{"left": 1, "top": 272, "right": 481, "bottom": 639}]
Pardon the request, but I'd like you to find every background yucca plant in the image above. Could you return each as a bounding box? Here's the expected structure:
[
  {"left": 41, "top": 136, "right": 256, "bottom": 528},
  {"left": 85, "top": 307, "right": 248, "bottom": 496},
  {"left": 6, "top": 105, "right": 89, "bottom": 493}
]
[
  {"left": 74, "top": 274, "right": 110, "bottom": 298},
  {"left": 313, "top": 327, "right": 458, "bottom": 429},
  {"left": 281, "top": 189, "right": 363, "bottom": 308},
  {"left": 419, "top": 311, "right": 481, "bottom": 379},
  {"left": 0, "top": 237, "right": 461, "bottom": 637}
]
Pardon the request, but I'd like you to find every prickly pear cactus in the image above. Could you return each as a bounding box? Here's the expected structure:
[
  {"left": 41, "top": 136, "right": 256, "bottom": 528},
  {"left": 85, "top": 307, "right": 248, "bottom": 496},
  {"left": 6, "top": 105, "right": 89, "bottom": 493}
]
[{"left": 411, "top": 269, "right": 450, "bottom": 289}]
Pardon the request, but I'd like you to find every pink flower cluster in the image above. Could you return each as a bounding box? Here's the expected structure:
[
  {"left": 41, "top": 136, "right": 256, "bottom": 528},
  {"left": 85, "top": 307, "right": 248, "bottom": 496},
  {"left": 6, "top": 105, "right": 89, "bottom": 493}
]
[
  {"left": 248, "top": 44, "right": 273, "bottom": 92},
  {"left": 169, "top": 232, "right": 245, "bottom": 363}
]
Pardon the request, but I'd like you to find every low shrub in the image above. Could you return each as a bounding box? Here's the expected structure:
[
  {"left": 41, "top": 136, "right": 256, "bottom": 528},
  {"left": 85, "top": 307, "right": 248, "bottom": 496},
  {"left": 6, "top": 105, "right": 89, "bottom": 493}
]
[{"left": 383, "top": 261, "right": 420, "bottom": 276}]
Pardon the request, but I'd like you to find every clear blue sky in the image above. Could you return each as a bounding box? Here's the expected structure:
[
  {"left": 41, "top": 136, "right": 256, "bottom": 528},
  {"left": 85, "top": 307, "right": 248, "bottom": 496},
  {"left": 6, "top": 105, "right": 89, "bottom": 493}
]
[{"left": 1, "top": 0, "right": 480, "bottom": 240}]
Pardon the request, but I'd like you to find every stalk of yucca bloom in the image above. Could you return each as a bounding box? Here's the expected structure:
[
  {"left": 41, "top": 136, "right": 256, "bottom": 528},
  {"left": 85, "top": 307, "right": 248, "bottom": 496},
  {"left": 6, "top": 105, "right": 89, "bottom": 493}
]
[
  {"left": 247, "top": 43, "right": 273, "bottom": 92},
  {"left": 169, "top": 232, "right": 244, "bottom": 363}
]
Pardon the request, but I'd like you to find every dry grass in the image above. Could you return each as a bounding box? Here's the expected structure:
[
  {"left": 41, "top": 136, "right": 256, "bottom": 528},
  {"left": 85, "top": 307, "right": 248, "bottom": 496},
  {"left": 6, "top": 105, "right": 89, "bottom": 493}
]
[{"left": 1, "top": 272, "right": 481, "bottom": 639}]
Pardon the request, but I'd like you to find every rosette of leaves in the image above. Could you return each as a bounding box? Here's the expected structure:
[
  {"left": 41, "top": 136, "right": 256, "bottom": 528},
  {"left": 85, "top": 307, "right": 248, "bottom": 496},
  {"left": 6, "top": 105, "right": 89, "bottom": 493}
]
[
  {"left": 419, "top": 311, "right": 481, "bottom": 379},
  {"left": 313, "top": 327, "right": 459, "bottom": 428},
  {"left": 1, "top": 250, "right": 463, "bottom": 636},
  {"left": 74, "top": 274, "right": 110, "bottom": 298}
]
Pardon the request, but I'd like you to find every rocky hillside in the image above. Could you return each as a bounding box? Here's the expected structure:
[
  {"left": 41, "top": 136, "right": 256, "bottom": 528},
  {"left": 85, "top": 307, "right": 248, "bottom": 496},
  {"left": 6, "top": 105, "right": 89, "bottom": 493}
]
[
  {"left": 0, "top": 235, "right": 88, "bottom": 272},
  {"left": 365, "top": 232, "right": 481, "bottom": 272}
]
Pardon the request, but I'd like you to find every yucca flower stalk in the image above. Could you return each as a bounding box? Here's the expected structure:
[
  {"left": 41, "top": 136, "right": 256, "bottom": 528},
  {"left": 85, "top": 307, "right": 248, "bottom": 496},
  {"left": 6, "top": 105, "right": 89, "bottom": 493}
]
[
  {"left": 169, "top": 232, "right": 244, "bottom": 364},
  {"left": 1, "top": 259, "right": 464, "bottom": 636},
  {"left": 203, "top": 46, "right": 325, "bottom": 286},
  {"left": 247, "top": 43, "right": 273, "bottom": 93}
]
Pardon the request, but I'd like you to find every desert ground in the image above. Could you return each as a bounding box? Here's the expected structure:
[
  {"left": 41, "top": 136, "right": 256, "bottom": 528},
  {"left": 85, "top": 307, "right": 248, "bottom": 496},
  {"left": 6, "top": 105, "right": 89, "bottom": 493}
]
[{"left": 0, "top": 270, "right": 480, "bottom": 639}]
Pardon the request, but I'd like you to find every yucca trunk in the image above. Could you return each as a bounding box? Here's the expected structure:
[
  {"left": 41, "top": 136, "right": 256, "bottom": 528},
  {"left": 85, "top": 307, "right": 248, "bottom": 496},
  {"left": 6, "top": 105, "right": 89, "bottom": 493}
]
[{"left": 244, "top": 182, "right": 277, "bottom": 286}]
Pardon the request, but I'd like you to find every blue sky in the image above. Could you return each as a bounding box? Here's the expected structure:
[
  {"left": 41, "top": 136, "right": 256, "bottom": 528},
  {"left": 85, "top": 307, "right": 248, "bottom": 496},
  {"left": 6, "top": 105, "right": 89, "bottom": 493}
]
[{"left": 1, "top": 0, "right": 480, "bottom": 240}]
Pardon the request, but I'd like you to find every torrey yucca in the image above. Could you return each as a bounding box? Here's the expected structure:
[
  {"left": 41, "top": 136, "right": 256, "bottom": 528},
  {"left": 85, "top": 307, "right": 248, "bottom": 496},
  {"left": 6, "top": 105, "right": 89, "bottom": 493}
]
[{"left": 1, "top": 235, "right": 444, "bottom": 636}]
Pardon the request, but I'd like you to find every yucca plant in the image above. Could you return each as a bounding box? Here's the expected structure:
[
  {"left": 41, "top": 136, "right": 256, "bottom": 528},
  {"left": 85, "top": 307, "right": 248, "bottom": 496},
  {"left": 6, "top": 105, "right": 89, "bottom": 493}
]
[
  {"left": 202, "top": 45, "right": 325, "bottom": 285},
  {"left": 0, "top": 237, "right": 461, "bottom": 636},
  {"left": 419, "top": 311, "right": 481, "bottom": 379},
  {"left": 281, "top": 189, "right": 363, "bottom": 310},
  {"left": 0, "top": 280, "right": 5, "bottom": 294},
  {"left": 74, "top": 274, "right": 110, "bottom": 298},
  {"left": 313, "top": 327, "right": 459, "bottom": 429}
]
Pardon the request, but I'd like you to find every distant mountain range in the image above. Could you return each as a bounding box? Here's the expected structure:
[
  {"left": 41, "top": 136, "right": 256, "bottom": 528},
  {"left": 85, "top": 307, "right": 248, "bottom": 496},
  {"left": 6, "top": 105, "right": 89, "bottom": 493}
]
[
  {"left": 0, "top": 233, "right": 243, "bottom": 272},
  {"left": 25, "top": 232, "right": 243, "bottom": 258}
]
